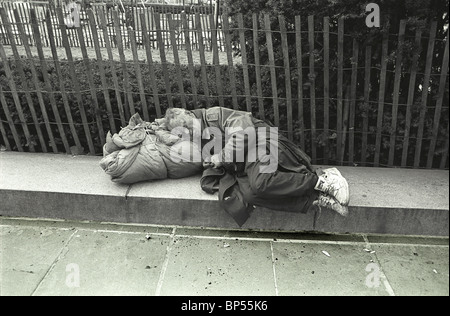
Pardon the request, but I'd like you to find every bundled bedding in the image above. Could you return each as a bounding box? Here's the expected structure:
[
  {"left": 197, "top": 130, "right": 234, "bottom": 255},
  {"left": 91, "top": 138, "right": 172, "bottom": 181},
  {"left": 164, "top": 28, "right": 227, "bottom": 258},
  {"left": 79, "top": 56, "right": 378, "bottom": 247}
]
[{"left": 100, "top": 113, "right": 202, "bottom": 184}]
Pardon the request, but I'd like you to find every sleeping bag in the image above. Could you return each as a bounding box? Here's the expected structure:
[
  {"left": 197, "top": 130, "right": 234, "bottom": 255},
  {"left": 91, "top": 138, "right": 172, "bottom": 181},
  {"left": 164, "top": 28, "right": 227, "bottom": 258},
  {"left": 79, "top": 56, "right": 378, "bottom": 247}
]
[{"left": 100, "top": 113, "right": 203, "bottom": 184}]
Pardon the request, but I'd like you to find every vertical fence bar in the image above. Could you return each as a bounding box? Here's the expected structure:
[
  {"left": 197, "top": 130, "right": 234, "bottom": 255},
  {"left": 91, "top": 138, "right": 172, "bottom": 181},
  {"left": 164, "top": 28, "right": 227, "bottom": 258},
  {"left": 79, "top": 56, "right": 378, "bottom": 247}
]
[
  {"left": 427, "top": 30, "right": 449, "bottom": 168},
  {"left": 223, "top": 13, "right": 239, "bottom": 110},
  {"left": 113, "top": 9, "right": 135, "bottom": 118},
  {"left": 56, "top": 7, "right": 95, "bottom": 155},
  {"left": 141, "top": 12, "right": 162, "bottom": 117},
  {"left": 99, "top": 8, "right": 126, "bottom": 126},
  {"left": 264, "top": 14, "right": 279, "bottom": 126},
  {"left": 348, "top": 39, "right": 359, "bottom": 166},
  {"left": 181, "top": 11, "right": 199, "bottom": 109},
  {"left": 323, "top": 16, "right": 330, "bottom": 163},
  {"left": 13, "top": 8, "right": 58, "bottom": 153},
  {"left": 41, "top": 3, "right": 51, "bottom": 47},
  {"left": 113, "top": 11, "right": 135, "bottom": 120},
  {"left": 308, "top": 15, "right": 317, "bottom": 162},
  {"left": 414, "top": 21, "right": 437, "bottom": 168},
  {"left": 129, "top": 27, "right": 150, "bottom": 119},
  {"left": 154, "top": 12, "right": 174, "bottom": 108},
  {"left": 45, "top": 10, "right": 83, "bottom": 154},
  {"left": 209, "top": 13, "right": 224, "bottom": 108},
  {"left": 361, "top": 45, "right": 372, "bottom": 166},
  {"left": 76, "top": 18, "right": 106, "bottom": 145},
  {"left": 295, "top": 15, "right": 305, "bottom": 150},
  {"left": 195, "top": 12, "right": 210, "bottom": 108},
  {"left": 279, "top": 15, "right": 293, "bottom": 141},
  {"left": 0, "top": 8, "right": 47, "bottom": 152},
  {"left": 336, "top": 17, "right": 344, "bottom": 164},
  {"left": 0, "top": 84, "right": 23, "bottom": 151},
  {"left": 388, "top": 20, "right": 406, "bottom": 167},
  {"left": 0, "top": 40, "right": 35, "bottom": 152},
  {"left": 401, "top": 29, "right": 422, "bottom": 167},
  {"left": 168, "top": 14, "right": 187, "bottom": 109},
  {"left": 440, "top": 123, "right": 449, "bottom": 169},
  {"left": 87, "top": 9, "right": 117, "bottom": 134},
  {"left": 237, "top": 13, "right": 251, "bottom": 113},
  {"left": 253, "top": 13, "right": 264, "bottom": 120},
  {"left": 341, "top": 86, "right": 351, "bottom": 165},
  {"left": 30, "top": 9, "right": 71, "bottom": 153},
  {"left": 374, "top": 28, "right": 389, "bottom": 167},
  {"left": 0, "top": 108, "right": 12, "bottom": 151}
]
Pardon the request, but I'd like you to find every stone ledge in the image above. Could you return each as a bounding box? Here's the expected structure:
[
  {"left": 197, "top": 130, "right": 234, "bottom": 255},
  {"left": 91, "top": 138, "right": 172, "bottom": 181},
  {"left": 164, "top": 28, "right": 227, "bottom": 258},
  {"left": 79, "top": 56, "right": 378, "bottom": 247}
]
[{"left": 0, "top": 152, "right": 448, "bottom": 236}]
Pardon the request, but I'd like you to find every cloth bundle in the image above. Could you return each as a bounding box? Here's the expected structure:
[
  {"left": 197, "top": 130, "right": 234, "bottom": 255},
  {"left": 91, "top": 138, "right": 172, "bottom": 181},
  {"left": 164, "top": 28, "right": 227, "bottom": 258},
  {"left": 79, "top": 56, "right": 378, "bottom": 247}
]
[{"left": 100, "top": 113, "right": 203, "bottom": 184}]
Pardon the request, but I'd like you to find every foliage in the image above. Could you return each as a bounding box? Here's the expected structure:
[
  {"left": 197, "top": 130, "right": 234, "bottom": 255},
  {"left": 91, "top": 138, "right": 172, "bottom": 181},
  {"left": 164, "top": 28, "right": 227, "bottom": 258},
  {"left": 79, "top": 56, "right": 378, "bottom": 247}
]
[
  {"left": 222, "top": 0, "right": 449, "bottom": 167},
  {"left": 0, "top": 57, "right": 245, "bottom": 154}
]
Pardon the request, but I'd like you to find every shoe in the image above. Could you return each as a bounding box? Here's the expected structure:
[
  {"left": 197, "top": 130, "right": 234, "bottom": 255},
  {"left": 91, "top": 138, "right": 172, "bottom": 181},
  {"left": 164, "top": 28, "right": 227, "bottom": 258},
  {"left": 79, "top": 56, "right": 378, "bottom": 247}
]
[
  {"left": 314, "top": 168, "right": 350, "bottom": 206},
  {"left": 313, "top": 193, "right": 349, "bottom": 217}
]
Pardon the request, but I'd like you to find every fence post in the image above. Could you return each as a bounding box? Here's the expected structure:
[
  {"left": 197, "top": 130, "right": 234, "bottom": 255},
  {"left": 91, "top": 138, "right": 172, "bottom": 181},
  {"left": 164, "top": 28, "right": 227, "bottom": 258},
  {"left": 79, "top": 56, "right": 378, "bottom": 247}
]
[
  {"left": 181, "top": 11, "right": 199, "bottom": 108},
  {"left": 56, "top": 7, "right": 96, "bottom": 155},
  {"left": 427, "top": 30, "right": 449, "bottom": 169},
  {"left": 374, "top": 27, "right": 389, "bottom": 167},
  {"left": 414, "top": 21, "right": 437, "bottom": 168},
  {"left": 0, "top": 84, "right": 23, "bottom": 152},
  {"left": 45, "top": 9, "right": 84, "bottom": 154},
  {"left": 140, "top": 12, "right": 162, "bottom": 117},
  {"left": 348, "top": 38, "right": 359, "bottom": 166},
  {"left": 87, "top": 9, "right": 117, "bottom": 134},
  {"left": 323, "top": 16, "right": 330, "bottom": 164},
  {"left": 0, "top": 7, "right": 47, "bottom": 152},
  {"left": 30, "top": 8, "right": 72, "bottom": 154},
  {"left": 237, "top": 13, "right": 252, "bottom": 113},
  {"left": 209, "top": 13, "right": 225, "bottom": 108},
  {"left": 388, "top": 20, "right": 406, "bottom": 167},
  {"left": 295, "top": 15, "right": 304, "bottom": 150},
  {"left": 168, "top": 13, "right": 187, "bottom": 109},
  {"left": 76, "top": 16, "right": 106, "bottom": 146},
  {"left": 264, "top": 14, "right": 279, "bottom": 127},
  {"left": 361, "top": 45, "right": 372, "bottom": 166},
  {"left": 308, "top": 15, "right": 317, "bottom": 162},
  {"left": 401, "top": 29, "right": 422, "bottom": 167},
  {"left": 154, "top": 12, "right": 174, "bottom": 108},
  {"left": 195, "top": 12, "right": 211, "bottom": 108},
  {"left": 279, "top": 15, "right": 293, "bottom": 141},
  {"left": 113, "top": 9, "right": 135, "bottom": 119},
  {"left": 336, "top": 17, "right": 344, "bottom": 165},
  {"left": 223, "top": 13, "right": 239, "bottom": 110},
  {"left": 98, "top": 7, "right": 126, "bottom": 126},
  {"left": 440, "top": 123, "right": 449, "bottom": 169},
  {"left": 253, "top": 13, "right": 264, "bottom": 120},
  {"left": 341, "top": 86, "right": 351, "bottom": 165},
  {"left": 0, "top": 108, "right": 12, "bottom": 151}
]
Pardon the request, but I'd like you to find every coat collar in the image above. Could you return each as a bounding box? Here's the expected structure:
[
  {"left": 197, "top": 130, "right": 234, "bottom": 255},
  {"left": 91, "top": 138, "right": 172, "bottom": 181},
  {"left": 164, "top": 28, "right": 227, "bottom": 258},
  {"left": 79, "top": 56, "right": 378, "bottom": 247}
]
[{"left": 191, "top": 108, "right": 211, "bottom": 139}]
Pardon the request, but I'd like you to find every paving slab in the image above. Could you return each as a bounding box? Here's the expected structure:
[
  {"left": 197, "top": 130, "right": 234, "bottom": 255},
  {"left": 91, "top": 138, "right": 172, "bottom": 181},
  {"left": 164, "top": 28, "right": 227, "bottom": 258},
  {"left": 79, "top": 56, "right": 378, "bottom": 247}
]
[
  {"left": 0, "top": 225, "right": 75, "bottom": 296},
  {"left": 159, "top": 236, "right": 276, "bottom": 296},
  {"left": 32, "top": 230, "right": 171, "bottom": 296},
  {"left": 370, "top": 243, "right": 449, "bottom": 296},
  {"left": 271, "top": 241, "right": 391, "bottom": 296}
]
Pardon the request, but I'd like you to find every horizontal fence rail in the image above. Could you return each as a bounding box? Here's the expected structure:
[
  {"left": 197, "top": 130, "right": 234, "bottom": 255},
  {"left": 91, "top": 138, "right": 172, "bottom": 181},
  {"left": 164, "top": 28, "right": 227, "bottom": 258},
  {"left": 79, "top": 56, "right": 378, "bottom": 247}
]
[{"left": 0, "top": 5, "right": 448, "bottom": 170}]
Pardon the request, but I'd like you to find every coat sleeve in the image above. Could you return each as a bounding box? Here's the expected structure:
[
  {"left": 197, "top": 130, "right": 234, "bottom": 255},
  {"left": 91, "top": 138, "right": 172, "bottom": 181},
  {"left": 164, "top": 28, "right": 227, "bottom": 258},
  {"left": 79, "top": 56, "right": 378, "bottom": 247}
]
[{"left": 206, "top": 107, "right": 257, "bottom": 163}]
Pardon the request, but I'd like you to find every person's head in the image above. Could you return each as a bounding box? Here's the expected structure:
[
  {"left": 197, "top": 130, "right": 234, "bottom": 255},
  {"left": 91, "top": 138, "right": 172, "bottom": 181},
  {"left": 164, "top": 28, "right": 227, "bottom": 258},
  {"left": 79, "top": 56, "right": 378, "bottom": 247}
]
[{"left": 164, "top": 108, "right": 195, "bottom": 132}]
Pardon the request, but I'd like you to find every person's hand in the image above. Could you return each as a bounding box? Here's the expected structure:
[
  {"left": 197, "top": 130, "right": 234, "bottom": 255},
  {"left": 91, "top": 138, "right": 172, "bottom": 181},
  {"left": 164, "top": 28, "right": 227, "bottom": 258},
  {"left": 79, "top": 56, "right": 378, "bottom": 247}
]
[{"left": 203, "top": 154, "right": 223, "bottom": 169}]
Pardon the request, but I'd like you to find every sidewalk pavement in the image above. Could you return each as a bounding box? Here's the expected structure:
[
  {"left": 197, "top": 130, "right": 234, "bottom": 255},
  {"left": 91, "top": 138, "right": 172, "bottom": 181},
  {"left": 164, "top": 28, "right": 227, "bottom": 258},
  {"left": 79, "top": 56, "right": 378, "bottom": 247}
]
[{"left": 1, "top": 217, "right": 448, "bottom": 296}]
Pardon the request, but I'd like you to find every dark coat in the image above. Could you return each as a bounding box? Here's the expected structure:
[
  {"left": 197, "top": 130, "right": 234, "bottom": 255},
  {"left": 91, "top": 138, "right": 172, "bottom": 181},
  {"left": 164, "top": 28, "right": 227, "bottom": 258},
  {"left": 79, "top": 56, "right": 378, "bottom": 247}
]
[{"left": 193, "top": 107, "right": 316, "bottom": 226}]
